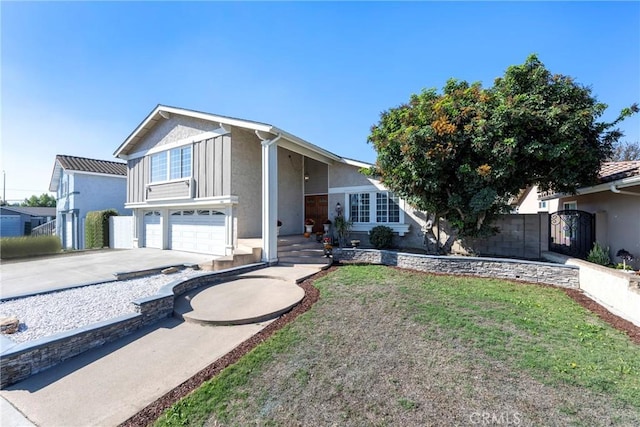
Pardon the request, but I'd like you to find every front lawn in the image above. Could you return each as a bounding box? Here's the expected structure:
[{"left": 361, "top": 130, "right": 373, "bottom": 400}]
[{"left": 156, "top": 265, "right": 640, "bottom": 426}]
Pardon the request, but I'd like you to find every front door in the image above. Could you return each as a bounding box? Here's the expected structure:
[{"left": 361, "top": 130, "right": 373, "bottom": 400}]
[{"left": 304, "top": 195, "right": 328, "bottom": 233}]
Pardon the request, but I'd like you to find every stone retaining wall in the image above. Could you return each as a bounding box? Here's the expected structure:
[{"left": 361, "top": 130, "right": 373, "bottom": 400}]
[
  {"left": 335, "top": 249, "right": 579, "bottom": 288},
  {"left": 0, "top": 263, "right": 266, "bottom": 388}
]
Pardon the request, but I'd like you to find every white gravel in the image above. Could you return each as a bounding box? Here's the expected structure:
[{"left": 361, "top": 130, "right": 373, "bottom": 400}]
[{"left": 0, "top": 269, "right": 201, "bottom": 344}]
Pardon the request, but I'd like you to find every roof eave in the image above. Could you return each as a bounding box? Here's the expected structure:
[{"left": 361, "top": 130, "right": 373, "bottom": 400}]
[{"left": 540, "top": 174, "right": 640, "bottom": 200}]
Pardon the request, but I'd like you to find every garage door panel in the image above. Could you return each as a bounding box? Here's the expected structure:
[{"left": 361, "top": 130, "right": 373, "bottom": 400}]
[
  {"left": 144, "top": 211, "right": 162, "bottom": 249},
  {"left": 169, "top": 210, "right": 225, "bottom": 255}
]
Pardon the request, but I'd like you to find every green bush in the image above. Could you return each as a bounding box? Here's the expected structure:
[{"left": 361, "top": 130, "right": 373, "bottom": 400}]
[
  {"left": 85, "top": 209, "right": 118, "bottom": 249},
  {"left": 587, "top": 242, "right": 610, "bottom": 266},
  {"left": 369, "top": 225, "right": 394, "bottom": 249},
  {"left": 0, "top": 235, "right": 62, "bottom": 259}
]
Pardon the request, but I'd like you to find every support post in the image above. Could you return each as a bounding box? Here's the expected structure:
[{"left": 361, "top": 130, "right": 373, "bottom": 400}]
[{"left": 260, "top": 133, "right": 281, "bottom": 263}]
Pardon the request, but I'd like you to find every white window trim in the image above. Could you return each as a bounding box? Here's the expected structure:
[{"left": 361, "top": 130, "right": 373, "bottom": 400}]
[
  {"left": 563, "top": 201, "right": 577, "bottom": 211},
  {"left": 343, "top": 191, "right": 410, "bottom": 236},
  {"left": 149, "top": 146, "right": 193, "bottom": 184}
]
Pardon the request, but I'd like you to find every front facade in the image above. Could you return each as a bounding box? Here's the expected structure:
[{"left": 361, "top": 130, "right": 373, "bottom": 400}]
[
  {"left": 114, "top": 105, "right": 427, "bottom": 261},
  {"left": 49, "top": 155, "right": 129, "bottom": 250},
  {"left": 541, "top": 161, "right": 640, "bottom": 269}
]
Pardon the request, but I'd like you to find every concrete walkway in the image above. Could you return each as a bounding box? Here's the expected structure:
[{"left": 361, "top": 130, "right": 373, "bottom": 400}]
[{"left": 0, "top": 263, "right": 327, "bottom": 426}]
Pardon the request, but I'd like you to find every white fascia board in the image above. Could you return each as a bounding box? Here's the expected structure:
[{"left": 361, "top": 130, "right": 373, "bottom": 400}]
[
  {"left": 539, "top": 175, "right": 640, "bottom": 201},
  {"left": 67, "top": 170, "right": 127, "bottom": 179},
  {"left": 48, "top": 162, "right": 63, "bottom": 192},
  {"left": 114, "top": 105, "right": 274, "bottom": 158},
  {"left": 342, "top": 158, "right": 374, "bottom": 168},
  {"left": 121, "top": 130, "right": 226, "bottom": 160},
  {"left": 125, "top": 195, "right": 239, "bottom": 209}
]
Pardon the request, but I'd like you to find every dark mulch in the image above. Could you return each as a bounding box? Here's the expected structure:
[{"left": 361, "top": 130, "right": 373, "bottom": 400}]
[{"left": 119, "top": 264, "right": 639, "bottom": 427}]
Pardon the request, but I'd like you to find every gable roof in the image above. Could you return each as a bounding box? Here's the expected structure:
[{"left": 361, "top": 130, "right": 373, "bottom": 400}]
[
  {"left": 49, "top": 155, "right": 127, "bottom": 192},
  {"left": 113, "top": 104, "right": 342, "bottom": 165}
]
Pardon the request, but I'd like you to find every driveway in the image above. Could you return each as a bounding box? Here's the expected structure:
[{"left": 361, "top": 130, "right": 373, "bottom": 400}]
[{"left": 0, "top": 248, "right": 217, "bottom": 299}]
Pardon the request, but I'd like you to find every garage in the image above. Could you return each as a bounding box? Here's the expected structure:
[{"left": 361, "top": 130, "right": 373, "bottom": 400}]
[
  {"left": 143, "top": 211, "right": 162, "bottom": 249},
  {"left": 0, "top": 215, "right": 21, "bottom": 237},
  {"left": 169, "top": 209, "right": 225, "bottom": 255}
]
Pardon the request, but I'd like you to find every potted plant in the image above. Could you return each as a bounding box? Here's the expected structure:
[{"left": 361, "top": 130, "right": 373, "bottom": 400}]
[
  {"left": 304, "top": 218, "right": 315, "bottom": 234},
  {"left": 616, "top": 249, "right": 634, "bottom": 272},
  {"left": 322, "top": 219, "right": 332, "bottom": 233},
  {"left": 316, "top": 231, "right": 324, "bottom": 242}
]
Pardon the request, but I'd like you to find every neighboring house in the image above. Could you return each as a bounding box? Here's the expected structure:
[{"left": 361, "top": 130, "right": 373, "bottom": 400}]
[
  {"left": 0, "top": 206, "right": 56, "bottom": 237},
  {"left": 49, "top": 155, "right": 129, "bottom": 250},
  {"left": 540, "top": 161, "right": 640, "bottom": 268},
  {"left": 113, "top": 105, "right": 427, "bottom": 262},
  {"left": 511, "top": 185, "right": 559, "bottom": 214}
]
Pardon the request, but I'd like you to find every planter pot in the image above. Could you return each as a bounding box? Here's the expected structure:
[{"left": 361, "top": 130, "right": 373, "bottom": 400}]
[
  {"left": 305, "top": 225, "right": 313, "bottom": 233},
  {"left": 323, "top": 224, "right": 330, "bottom": 232},
  {"left": 351, "top": 240, "right": 360, "bottom": 248}
]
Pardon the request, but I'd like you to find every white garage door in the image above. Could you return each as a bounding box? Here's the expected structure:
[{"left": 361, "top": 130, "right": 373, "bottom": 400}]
[
  {"left": 144, "top": 211, "right": 162, "bottom": 249},
  {"left": 169, "top": 209, "right": 225, "bottom": 255}
]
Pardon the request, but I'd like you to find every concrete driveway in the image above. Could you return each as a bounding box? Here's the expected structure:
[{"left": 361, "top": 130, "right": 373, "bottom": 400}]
[{"left": 0, "top": 248, "right": 217, "bottom": 299}]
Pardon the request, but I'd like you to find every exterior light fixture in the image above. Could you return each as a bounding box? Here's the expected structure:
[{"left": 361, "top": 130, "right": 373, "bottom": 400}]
[
  {"left": 335, "top": 202, "right": 342, "bottom": 216},
  {"left": 304, "top": 173, "right": 309, "bottom": 182}
]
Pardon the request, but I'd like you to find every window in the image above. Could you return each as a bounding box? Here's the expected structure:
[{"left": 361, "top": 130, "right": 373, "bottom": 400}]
[
  {"left": 349, "top": 193, "right": 370, "bottom": 223},
  {"left": 376, "top": 192, "right": 400, "bottom": 223},
  {"left": 348, "top": 191, "right": 400, "bottom": 224},
  {"left": 150, "top": 146, "right": 192, "bottom": 183},
  {"left": 170, "top": 147, "right": 191, "bottom": 180}
]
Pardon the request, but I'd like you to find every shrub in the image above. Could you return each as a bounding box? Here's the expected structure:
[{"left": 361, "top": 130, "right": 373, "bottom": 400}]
[
  {"left": 0, "top": 235, "right": 62, "bottom": 259},
  {"left": 587, "top": 242, "right": 610, "bottom": 266},
  {"left": 85, "top": 209, "right": 118, "bottom": 249},
  {"left": 369, "top": 225, "right": 394, "bottom": 249}
]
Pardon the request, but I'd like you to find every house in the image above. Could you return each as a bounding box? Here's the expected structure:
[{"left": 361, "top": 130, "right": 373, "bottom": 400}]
[
  {"left": 540, "top": 161, "right": 640, "bottom": 268},
  {"left": 0, "top": 206, "right": 56, "bottom": 237},
  {"left": 511, "top": 185, "right": 559, "bottom": 214},
  {"left": 49, "top": 155, "right": 129, "bottom": 250},
  {"left": 113, "top": 105, "right": 427, "bottom": 262}
]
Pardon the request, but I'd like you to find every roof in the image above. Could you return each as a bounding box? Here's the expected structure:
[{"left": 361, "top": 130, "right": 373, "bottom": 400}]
[
  {"left": 540, "top": 160, "right": 640, "bottom": 200},
  {"left": 55, "top": 155, "right": 127, "bottom": 176},
  {"left": 113, "top": 104, "right": 343, "bottom": 165},
  {"left": 598, "top": 161, "right": 640, "bottom": 183},
  {"left": 1, "top": 206, "right": 56, "bottom": 217},
  {"left": 49, "top": 155, "right": 127, "bottom": 192}
]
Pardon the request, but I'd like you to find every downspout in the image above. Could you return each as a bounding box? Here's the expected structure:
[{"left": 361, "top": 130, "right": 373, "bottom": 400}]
[{"left": 610, "top": 184, "right": 640, "bottom": 197}]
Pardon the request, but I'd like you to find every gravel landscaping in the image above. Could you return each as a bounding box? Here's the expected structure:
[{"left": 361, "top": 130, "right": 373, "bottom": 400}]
[{"left": 0, "top": 269, "right": 200, "bottom": 344}]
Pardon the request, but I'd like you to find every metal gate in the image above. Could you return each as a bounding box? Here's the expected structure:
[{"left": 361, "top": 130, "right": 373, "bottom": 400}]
[{"left": 549, "top": 210, "right": 595, "bottom": 259}]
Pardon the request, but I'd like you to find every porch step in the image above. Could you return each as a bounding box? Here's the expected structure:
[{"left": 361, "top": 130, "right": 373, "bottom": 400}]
[
  {"left": 278, "top": 235, "right": 332, "bottom": 265},
  {"left": 199, "top": 246, "right": 262, "bottom": 271}
]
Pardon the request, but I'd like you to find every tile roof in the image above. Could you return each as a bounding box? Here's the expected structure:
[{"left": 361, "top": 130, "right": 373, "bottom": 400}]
[
  {"left": 56, "top": 155, "right": 127, "bottom": 176},
  {"left": 598, "top": 161, "right": 640, "bottom": 183}
]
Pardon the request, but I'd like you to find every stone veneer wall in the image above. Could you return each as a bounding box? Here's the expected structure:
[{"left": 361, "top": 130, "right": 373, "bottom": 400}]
[
  {"left": 335, "top": 249, "right": 579, "bottom": 288},
  {"left": 0, "top": 263, "right": 265, "bottom": 388}
]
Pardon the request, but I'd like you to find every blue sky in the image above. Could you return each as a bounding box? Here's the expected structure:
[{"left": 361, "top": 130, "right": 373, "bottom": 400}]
[{"left": 2, "top": 1, "right": 639, "bottom": 203}]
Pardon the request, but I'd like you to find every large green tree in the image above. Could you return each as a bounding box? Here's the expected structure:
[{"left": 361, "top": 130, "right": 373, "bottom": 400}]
[
  {"left": 368, "top": 55, "right": 637, "bottom": 243},
  {"left": 21, "top": 193, "right": 56, "bottom": 207}
]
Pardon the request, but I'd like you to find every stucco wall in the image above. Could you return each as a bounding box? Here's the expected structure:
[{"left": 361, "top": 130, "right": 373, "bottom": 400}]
[
  {"left": 230, "top": 127, "right": 262, "bottom": 238},
  {"left": 304, "top": 157, "right": 328, "bottom": 195},
  {"left": 329, "top": 161, "right": 373, "bottom": 188},
  {"left": 278, "top": 148, "right": 303, "bottom": 235},
  {"left": 135, "top": 115, "right": 219, "bottom": 153},
  {"left": 559, "top": 188, "right": 640, "bottom": 269}
]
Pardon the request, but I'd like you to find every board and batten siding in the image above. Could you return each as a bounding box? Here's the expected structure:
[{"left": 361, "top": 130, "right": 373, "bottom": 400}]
[
  {"left": 193, "top": 135, "right": 232, "bottom": 198},
  {"left": 126, "top": 135, "right": 231, "bottom": 204}
]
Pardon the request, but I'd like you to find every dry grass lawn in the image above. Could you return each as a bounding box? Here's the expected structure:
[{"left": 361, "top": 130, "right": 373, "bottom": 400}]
[{"left": 156, "top": 265, "right": 640, "bottom": 427}]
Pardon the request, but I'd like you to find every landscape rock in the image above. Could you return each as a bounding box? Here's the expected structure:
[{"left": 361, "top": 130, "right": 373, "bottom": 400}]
[{"left": 0, "top": 316, "right": 20, "bottom": 334}]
